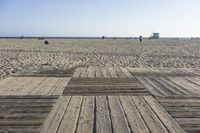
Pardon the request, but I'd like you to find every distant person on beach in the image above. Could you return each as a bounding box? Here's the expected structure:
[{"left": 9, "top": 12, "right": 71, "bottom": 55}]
[
  {"left": 44, "top": 40, "right": 49, "bottom": 45},
  {"left": 139, "top": 36, "right": 142, "bottom": 43}
]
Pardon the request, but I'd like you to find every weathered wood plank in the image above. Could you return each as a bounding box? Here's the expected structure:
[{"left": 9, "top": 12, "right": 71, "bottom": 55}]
[
  {"left": 57, "top": 96, "right": 83, "bottom": 133},
  {"left": 95, "top": 66, "right": 103, "bottom": 78},
  {"left": 115, "top": 67, "right": 127, "bottom": 78},
  {"left": 108, "top": 96, "right": 131, "bottom": 133},
  {"left": 0, "top": 77, "right": 18, "bottom": 88},
  {"left": 160, "top": 77, "right": 191, "bottom": 95},
  {"left": 28, "top": 78, "right": 51, "bottom": 95},
  {"left": 136, "top": 76, "right": 162, "bottom": 96},
  {"left": 102, "top": 67, "right": 111, "bottom": 78},
  {"left": 0, "top": 77, "right": 26, "bottom": 94},
  {"left": 16, "top": 77, "right": 46, "bottom": 95},
  {"left": 1, "top": 77, "right": 33, "bottom": 95},
  {"left": 120, "top": 67, "right": 134, "bottom": 78},
  {"left": 119, "top": 96, "right": 150, "bottom": 133},
  {"left": 51, "top": 78, "right": 70, "bottom": 95},
  {"left": 185, "top": 77, "right": 200, "bottom": 86},
  {"left": 144, "top": 96, "right": 185, "bottom": 133},
  {"left": 144, "top": 77, "right": 171, "bottom": 96},
  {"left": 0, "top": 106, "right": 52, "bottom": 114},
  {"left": 39, "top": 78, "right": 60, "bottom": 95},
  {"left": 108, "top": 67, "right": 118, "bottom": 78},
  {"left": 0, "top": 126, "right": 40, "bottom": 133},
  {"left": 168, "top": 77, "right": 200, "bottom": 94},
  {"left": 87, "top": 66, "right": 95, "bottom": 78},
  {"left": 40, "top": 96, "right": 71, "bottom": 133},
  {"left": 80, "top": 67, "right": 88, "bottom": 78},
  {"left": 153, "top": 77, "right": 184, "bottom": 95},
  {"left": 76, "top": 96, "right": 94, "bottom": 133},
  {"left": 96, "top": 96, "right": 112, "bottom": 133},
  {"left": 73, "top": 67, "right": 82, "bottom": 78},
  {"left": 175, "top": 118, "right": 200, "bottom": 125},
  {"left": 131, "top": 96, "right": 168, "bottom": 132}
]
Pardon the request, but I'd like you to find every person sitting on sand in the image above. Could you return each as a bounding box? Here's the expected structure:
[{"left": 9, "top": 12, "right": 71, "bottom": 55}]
[{"left": 44, "top": 40, "right": 49, "bottom": 45}]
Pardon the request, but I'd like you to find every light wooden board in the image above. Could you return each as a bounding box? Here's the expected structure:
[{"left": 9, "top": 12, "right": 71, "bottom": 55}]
[
  {"left": 40, "top": 96, "right": 71, "bottom": 133},
  {"left": 0, "top": 77, "right": 70, "bottom": 95}
]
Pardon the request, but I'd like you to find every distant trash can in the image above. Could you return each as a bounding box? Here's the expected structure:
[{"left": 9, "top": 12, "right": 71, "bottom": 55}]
[{"left": 44, "top": 40, "right": 49, "bottom": 45}]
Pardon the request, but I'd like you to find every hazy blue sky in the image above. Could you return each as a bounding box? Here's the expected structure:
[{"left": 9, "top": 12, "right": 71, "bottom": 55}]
[{"left": 0, "top": 0, "right": 200, "bottom": 37}]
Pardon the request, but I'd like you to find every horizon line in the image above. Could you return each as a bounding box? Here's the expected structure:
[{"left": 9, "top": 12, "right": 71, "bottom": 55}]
[{"left": 0, "top": 36, "right": 199, "bottom": 39}]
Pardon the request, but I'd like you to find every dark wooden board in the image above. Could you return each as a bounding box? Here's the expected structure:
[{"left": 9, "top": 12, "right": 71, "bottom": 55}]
[{"left": 0, "top": 96, "right": 57, "bottom": 133}]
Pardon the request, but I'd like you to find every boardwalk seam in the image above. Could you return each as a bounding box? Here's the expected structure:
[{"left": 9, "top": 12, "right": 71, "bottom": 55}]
[
  {"left": 55, "top": 96, "right": 72, "bottom": 133},
  {"left": 74, "top": 96, "right": 84, "bottom": 133},
  {"left": 93, "top": 96, "right": 96, "bottom": 133},
  {"left": 130, "top": 96, "right": 151, "bottom": 133},
  {"left": 106, "top": 96, "right": 114, "bottom": 133},
  {"left": 118, "top": 96, "right": 133, "bottom": 133},
  {"left": 142, "top": 96, "right": 170, "bottom": 133}
]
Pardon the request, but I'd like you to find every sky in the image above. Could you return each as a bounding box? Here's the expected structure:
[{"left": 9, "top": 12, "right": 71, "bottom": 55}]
[{"left": 0, "top": 0, "right": 200, "bottom": 37}]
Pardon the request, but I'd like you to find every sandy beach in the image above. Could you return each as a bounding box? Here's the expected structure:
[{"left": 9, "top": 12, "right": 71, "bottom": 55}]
[{"left": 0, "top": 39, "right": 200, "bottom": 78}]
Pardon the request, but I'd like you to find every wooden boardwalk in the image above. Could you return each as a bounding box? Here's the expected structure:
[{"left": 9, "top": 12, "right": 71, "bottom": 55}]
[{"left": 0, "top": 66, "right": 200, "bottom": 133}]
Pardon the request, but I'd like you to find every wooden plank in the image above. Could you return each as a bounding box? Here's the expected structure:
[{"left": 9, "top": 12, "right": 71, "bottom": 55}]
[
  {"left": 102, "top": 67, "right": 111, "bottom": 78},
  {"left": 51, "top": 78, "right": 70, "bottom": 95},
  {"left": 0, "top": 95, "right": 58, "bottom": 99},
  {"left": 40, "top": 96, "right": 71, "bottom": 133},
  {"left": 95, "top": 66, "right": 103, "bottom": 78},
  {"left": 108, "top": 67, "right": 118, "bottom": 78},
  {"left": 63, "top": 85, "right": 149, "bottom": 96},
  {"left": 153, "top": 77, "right": 184, "bottom": 95},
  {"left": 1, "top": 77, "right": 33, "bottom": 95},
  {"left": 131, "top": 96, "right": 168, "bottom": 132},
  {"left": 46, "top": 78, "right": 64, "bottom": 95},
  {"left": 156, "top": 97, "right": 200, "bottom": 103},
  {"left": 68, "top": 78, "right": 141, "bottom": 86},
  {"left": 0, "top": 77, "right": 25, "bottom": 94},
  {"left": 136, "top": 76, "right": 162, "bottom": 96},
  {"left": 96, "top": 96, "right": 112, "bottom": 133},
  {"left": 0, "top": 120, "right": 43, "bottom": 126},
  {"left": 115, "top": 67, "right": 127, "bottom": 78},
  {"left": 119, "top": 96, "right": 149, "bottom": 133},
  {"left": 76, "top": 96, "right": 94, "bottom": 133},
  {"left": 0, "top": 106, "right": 52, "bottom": 113},
  {"left": 80, "top": 67, "right": 88, "bottom": 78},
  {"left": 120, "top": 67, "right": 134, "bottom": 78},
  {"left": 0, "top": 96, "right": 56, "bottom": 133},
  {"left": 57, "top": 96, "right": 83, "bottom": 133},
  {"left": 16, "top": 77, "right": 46, "bottom": 95},
  {"left": 108, "top": 96, "right": 131, "bottom": 133},
  {"left": 160, "top": 102, "right": 200, "bottom": 107},
  {"left": 145, "top": 77, "right": 172, "bottom": 96},
  {"left": 0, "top": 98, "right": 56, "bottom": 103},
  {"left": 0, "top": 126, "right": 40, "bottom": 133},
  {"left": 28, "top": 78, "right": 52, "bottom": 95},
  {"left": 73, "top": 67, "right": 82, "bottom": 78},
  {"left": 39, "top": 78, "right": 61, "bottom": 95},
  {"left": 144, "top": 96, "right": 185, "bottom": 133},
  {"left": 185, "top": 77, "right": 200, "bottom": 86},
  {"left": 0, "top": 77, "right": 17, "bottom": 87},
  {"left": 175, "top": 118, "right": 200, "bottom": 125},
  {"left": 168, "top": 77, "right": 200, "bottom": 94},
  {"left": 87, "top": 66, "right": 95, "bottom": 78},
  {"left": 160, "top": 77, "right": 191, "bottom": 95},
  {"left": 164, "top": 106, "right": 200, "bottom": 112}
]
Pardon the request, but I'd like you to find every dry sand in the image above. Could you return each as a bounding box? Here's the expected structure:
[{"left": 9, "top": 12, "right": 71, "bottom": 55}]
[{"left": 0, "top": 39, "right": 200, "bottom": 78}]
